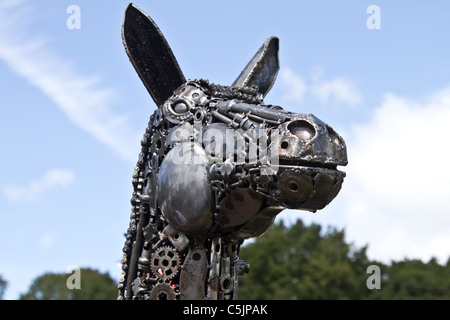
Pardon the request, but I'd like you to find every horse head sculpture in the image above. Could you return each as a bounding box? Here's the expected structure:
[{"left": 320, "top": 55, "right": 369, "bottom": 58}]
[{"left": 118, "top": 3, "right": 347, "bottom": 300}]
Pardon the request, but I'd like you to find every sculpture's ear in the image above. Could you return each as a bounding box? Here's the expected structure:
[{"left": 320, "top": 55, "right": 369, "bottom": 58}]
[
  {"left": 232, "top": 36, "right": 279, "bottom": 98},
  {"left": 122, "top": 3, "right": 186, "bottom": 107}
]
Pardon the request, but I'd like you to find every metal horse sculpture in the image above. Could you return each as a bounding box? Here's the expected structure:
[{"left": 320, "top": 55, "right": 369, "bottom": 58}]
[{"left": 118, "top": 3, "right": 347, "bottom": 300}]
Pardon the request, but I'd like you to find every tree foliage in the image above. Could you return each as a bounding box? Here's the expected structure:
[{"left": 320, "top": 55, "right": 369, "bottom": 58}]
[
  {"left": 370, "top": 258, "right": 450, "bottom": 300},
  {"left": 0, "top": 275, "right": 7, "bottom": 300},
  {"left": 13, "top": 219, "right": 450, "bottom": 300},
  {"left": 238, "top": 219, "right": 450, "bottom": 300},
  {"left": 20, "top": 268, "right": 117, "bottom": 300}
]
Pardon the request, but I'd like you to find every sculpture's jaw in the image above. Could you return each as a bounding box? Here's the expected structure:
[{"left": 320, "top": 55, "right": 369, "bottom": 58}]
[{"left": 275, "top": 164, "right": 346, "bottom": 212}]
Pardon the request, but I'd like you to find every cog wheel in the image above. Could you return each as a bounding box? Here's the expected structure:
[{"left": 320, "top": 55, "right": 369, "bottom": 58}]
[
  {"left": 149, "top": 282, "right": 178, "bottom": 300},
  {"left": 150, "top": 131, "right": 166, "bottom": 157},
  {"left": 150, "top": 246, "right": 181, "bottom": 280}
]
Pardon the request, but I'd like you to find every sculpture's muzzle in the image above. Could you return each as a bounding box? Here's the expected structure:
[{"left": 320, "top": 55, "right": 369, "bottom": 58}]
[{"left": 272, "top": 114, "right": 347, "bottom": 211}]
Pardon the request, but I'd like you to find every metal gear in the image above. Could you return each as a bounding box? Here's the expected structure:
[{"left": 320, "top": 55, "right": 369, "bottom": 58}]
[
  {"left": 150, "top": 131, "right": 166, "bottom": 157},
  {"left": 149, "top": 282, "right": 178, "bottom": 300},
  {"left": 150, "top": 246, "right": 181, "bottom": 280}
]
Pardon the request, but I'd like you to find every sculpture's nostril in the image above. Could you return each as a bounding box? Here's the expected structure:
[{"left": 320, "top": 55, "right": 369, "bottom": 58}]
[
  {"left": 280, "top": 141, "right": 289, "bottom": 149},
  {"left": 289, "top": 181, "right": 299, "bottom": 192},
  {"left": 287, "top": 120, "right": 315, "bottom": 140}
]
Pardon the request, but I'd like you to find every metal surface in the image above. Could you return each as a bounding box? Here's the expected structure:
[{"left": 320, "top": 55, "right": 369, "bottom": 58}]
[
  {"left": 118, "top": 3, "right": 348, "bottom": 300},
  {"left": 157, "top": 142, "right": 214, "bottom": 234}
]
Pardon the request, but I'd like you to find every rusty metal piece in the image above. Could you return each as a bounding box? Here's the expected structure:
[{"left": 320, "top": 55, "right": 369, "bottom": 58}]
[
  {"left": 162, "top": 224, "right": 190, "bottom": 252},
  {"left": 180, "top": 248, "right": 208, "bottom": 300},
  {"left": 219, "top": 257, "right": 233, "bottom": 294},
  {"left": 148, "top": 283, "right": 177, "bottom": 300},
  {"left": 216, "top": 188, "right": 262, "bottom": 228}
]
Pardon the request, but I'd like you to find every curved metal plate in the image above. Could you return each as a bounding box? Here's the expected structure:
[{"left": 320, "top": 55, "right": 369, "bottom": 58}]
[{"left": 157, "top": 142, "right": 214, "bottom": 234}]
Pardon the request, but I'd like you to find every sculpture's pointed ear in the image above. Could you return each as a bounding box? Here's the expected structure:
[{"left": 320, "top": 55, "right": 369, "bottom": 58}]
[
  {"left": 122, "top": 4, "right": 186, "bottom": 107},
  {"left": 232, "top": 36, "right": 279, "bottom": 98}
]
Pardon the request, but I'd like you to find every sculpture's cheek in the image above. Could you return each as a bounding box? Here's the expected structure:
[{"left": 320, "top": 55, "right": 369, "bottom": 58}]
[
  {"left": 157, "top": 142, "right": 214, "bottom": 235},
  {"left": 277, "top": 167, "right": 345, "bottom": 211}
]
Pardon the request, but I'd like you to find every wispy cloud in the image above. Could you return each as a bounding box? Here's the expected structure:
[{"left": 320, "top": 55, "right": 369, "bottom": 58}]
[
  {"left": 280, "top": 68, "right": 308, "bottom": 102},
  {"left": 280, "top": 67, "right": 362, "bottom": 106},
  {"left": 311, "top": 76, "right": 362, "bottom": 105},
  {"left": 0, "top": 0, "right": 140, "bottom": 163},
  {"left": 3, "top": 169, "right": 75, "bottom": 202}
]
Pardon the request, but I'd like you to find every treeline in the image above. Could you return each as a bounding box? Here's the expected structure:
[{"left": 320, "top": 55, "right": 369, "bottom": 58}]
[
  {"left": 0, "top": 268, "right": 117, "bottom": 300},
  {"left": 238, "top": 220, "right": 450, "bottom": 300},
  {"left": 1, "top": 219, "right": 448, "bottom": 300}
]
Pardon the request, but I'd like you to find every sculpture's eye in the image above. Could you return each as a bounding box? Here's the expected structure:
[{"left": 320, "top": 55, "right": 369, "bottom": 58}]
[
  {"left": 287, "top": 120, "right": 316, "bottom": 141},
  {"left": 164, "top": 97, "right": 194, "bottom": 124},
  {"left": 172, "top": 101, "right": 189, "bottom": 114}
]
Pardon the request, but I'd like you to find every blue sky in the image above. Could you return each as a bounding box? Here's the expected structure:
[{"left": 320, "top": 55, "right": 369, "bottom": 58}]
[{"left": 1, "top": 0, "right": 450, "bottom": 299}]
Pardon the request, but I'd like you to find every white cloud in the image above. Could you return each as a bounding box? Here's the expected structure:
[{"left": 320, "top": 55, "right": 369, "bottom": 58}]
[
  {"left": 342, "top": 87, "right": 450, "bottom": 264},
  {"left": 0, "top": 0, "right": 140, "bottom": 163},
  {"left": 280, "top": 67, "right": 362, "bottom": 106},
  {"left": 311, "top": 77, "right": 362, "bottom": 105},
  {"left": 280, "top": 68, "right": 308, "bottom": 102},
  {"left": 3, "top": 169, "right": 75, "bottom": 202}
]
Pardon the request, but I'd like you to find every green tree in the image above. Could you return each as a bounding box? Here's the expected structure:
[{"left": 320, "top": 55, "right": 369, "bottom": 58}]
[
  {"left": 370, "top": 257, "right": 450, "bottom": 300},
  {"left": 20, "top": 268, "right": 117, "bottom": 300},
  {"left": 238, "top": 219, "right": 450, "bottom": 300},
  {"left": 0, "top": 275, "right": 7, "bottom": 300},
  {"left": 238, "top": 220, "right": 373, "bottom": 299}
]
